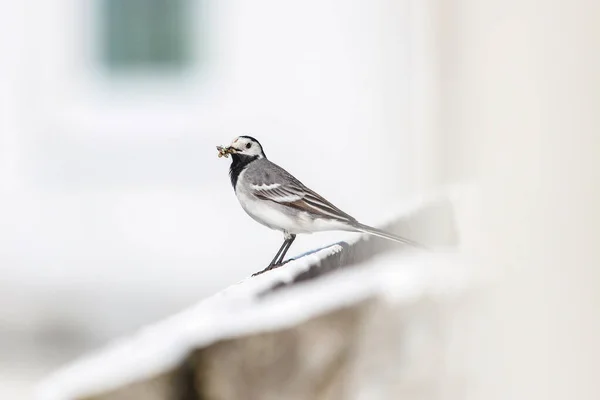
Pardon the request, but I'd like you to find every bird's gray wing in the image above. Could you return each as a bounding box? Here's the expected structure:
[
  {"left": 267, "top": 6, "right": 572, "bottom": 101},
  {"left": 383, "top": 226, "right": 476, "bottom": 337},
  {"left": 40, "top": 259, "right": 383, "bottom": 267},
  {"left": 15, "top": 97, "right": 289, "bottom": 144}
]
[{"left": 249, "top": 168, "right": 356, "bottom": 223}]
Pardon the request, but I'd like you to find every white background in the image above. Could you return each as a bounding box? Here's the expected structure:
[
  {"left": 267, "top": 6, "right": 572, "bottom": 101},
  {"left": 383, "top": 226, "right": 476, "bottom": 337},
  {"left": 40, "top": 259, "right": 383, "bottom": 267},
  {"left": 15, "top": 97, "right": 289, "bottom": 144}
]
[{"left": 0, "top": 1, "right": 424, "bottom": 397}]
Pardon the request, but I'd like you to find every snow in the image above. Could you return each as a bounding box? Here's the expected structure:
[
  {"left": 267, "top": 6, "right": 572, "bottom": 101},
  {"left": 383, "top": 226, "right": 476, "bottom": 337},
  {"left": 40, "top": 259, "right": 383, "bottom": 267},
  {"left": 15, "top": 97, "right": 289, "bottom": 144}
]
[{"left": 36, "top": 240, "right": 468, "bottom": 400}]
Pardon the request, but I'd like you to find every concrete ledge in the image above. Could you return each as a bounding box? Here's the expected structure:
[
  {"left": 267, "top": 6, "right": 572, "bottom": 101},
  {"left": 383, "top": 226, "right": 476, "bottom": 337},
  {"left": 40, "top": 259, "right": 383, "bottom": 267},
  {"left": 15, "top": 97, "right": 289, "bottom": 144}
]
[{"left": 37, "top": 192, "right": 465, "bottom": 400}]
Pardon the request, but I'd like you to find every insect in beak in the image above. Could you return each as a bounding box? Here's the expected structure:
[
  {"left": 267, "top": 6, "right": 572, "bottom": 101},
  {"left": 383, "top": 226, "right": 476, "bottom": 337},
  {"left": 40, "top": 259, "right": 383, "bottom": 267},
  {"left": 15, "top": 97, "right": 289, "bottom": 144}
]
[{"left": 216, "top": 145, "right": 234, "bottom": 158}]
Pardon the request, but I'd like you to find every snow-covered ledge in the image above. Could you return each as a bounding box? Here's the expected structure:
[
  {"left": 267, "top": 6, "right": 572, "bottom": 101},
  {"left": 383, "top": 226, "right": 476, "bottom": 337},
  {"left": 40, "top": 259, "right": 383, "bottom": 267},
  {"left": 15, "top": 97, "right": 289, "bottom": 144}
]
[{"left": 37, "top": 193, "right": 467, "bottom": 400}]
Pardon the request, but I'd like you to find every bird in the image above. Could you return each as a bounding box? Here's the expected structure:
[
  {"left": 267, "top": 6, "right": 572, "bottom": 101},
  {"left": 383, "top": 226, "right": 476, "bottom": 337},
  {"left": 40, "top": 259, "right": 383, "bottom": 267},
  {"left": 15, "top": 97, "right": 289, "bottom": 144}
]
[{"left": 218, "top": 136, "right": 423, "bottom": 275}]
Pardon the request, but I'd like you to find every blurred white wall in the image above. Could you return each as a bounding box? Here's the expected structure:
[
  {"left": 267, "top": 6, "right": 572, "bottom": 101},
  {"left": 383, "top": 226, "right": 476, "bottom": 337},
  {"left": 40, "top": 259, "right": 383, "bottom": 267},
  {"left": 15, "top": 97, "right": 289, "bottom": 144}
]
[
  {"left": 0, "top": 1, "right": 420, "bottom": 394},
  {"left": 421, "top": 0, "right": 600, "bottom": 399}
]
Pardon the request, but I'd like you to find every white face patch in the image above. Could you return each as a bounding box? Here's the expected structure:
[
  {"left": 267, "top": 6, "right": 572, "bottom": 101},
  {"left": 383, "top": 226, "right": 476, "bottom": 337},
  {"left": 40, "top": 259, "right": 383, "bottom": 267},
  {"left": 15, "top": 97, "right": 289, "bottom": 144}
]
[{"left": 230, "top": 136, "right": 264, "bottom": 158}]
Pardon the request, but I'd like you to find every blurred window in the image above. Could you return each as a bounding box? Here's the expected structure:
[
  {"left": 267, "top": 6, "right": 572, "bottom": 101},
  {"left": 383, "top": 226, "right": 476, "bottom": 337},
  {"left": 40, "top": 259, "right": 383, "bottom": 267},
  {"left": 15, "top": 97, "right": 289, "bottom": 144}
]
[{"left": 100, "top": 0, "right": 193, "bottom": 72}]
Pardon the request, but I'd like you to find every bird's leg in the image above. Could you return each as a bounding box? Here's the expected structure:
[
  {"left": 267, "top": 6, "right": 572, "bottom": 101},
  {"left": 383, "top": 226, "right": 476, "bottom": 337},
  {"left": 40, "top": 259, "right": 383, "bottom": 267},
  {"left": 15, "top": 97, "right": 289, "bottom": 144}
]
[
  {"left": 276, "top": 234, "right": 296, "bottom": 265},
  {"left": 268, "top": 238, "right": 291, "bottom": 267},
  {"left": 251, "top": 239, "right": 289, "bottom": 277},
  {"left": 251, "top": 234, "right": 296, "bottom": 277}
]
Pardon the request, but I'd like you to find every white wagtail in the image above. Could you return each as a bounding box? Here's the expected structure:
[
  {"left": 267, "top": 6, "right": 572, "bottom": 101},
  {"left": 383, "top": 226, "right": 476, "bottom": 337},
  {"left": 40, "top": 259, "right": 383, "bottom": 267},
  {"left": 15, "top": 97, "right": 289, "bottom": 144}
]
[{"left": 218, "top": 136, "right": 422, "bottom": 275}]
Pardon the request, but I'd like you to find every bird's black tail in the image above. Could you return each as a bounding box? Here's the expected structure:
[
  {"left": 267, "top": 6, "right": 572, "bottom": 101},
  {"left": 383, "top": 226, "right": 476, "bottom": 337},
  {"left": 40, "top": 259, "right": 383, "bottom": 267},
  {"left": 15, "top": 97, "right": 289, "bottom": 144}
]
[{"left": 351, "top": 222, "right": 427, "bottom": 249}]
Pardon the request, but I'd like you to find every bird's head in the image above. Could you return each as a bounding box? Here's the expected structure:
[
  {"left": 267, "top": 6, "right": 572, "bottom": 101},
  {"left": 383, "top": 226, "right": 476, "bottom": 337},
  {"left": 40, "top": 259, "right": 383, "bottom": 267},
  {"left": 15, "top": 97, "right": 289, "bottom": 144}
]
[{"left": 220, "top": 136, "right": 266, "bottom": 160}]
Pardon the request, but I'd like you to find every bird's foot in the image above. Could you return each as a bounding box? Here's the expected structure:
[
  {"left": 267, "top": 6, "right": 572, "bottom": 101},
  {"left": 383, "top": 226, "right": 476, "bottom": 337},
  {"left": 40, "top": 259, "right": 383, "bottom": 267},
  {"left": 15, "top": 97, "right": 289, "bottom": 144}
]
[
  {"left": 251, "top": 263, "right": 282, "bottom": 277},
  {"left": 250, "top": 257, "right": 297, "bottom": 277}
]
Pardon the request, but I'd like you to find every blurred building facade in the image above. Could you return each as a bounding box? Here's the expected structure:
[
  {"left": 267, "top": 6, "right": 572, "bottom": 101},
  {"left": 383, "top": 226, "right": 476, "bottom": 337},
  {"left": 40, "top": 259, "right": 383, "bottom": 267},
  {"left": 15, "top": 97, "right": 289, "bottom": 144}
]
[{"left": 0, "top": 0, "right": 423, "bottom": 397}]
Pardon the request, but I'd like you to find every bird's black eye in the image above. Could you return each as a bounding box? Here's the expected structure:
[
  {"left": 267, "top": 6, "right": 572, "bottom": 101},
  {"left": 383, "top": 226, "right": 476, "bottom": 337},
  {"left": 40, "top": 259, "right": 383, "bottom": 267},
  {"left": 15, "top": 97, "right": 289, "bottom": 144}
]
[{"left": 246, "top": 142, "right": 252, "bottom": 149}]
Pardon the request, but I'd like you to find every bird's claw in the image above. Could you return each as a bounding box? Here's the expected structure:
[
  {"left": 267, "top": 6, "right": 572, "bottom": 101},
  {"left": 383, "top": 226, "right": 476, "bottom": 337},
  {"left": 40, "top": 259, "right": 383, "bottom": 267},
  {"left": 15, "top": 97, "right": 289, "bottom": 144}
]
[{"left": 251, "top": 263, "right": 282, "bottom": 277}]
